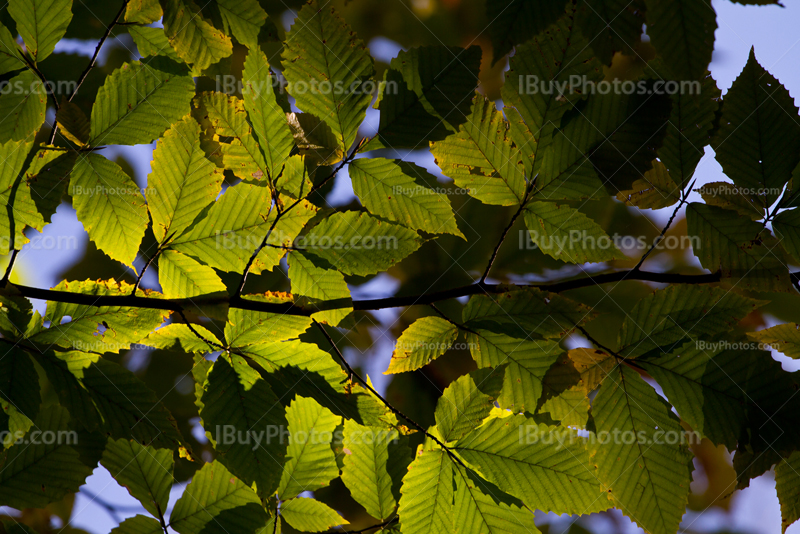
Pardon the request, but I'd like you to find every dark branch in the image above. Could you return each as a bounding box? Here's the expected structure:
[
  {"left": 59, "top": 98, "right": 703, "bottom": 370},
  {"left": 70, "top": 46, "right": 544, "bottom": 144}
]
[
  {"left": 3, "top": 269, "right": 741, "bottom": 317},
  {"left": 1, "top": 249, "right": 19, "bottom": 287}
]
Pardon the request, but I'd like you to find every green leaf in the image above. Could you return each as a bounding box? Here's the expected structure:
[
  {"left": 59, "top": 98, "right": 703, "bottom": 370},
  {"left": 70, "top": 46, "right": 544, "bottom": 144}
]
[
  {"left": 35, "top": 351, "right": 103, "bottom": 432},
  {"left": 239, "top": 339, "right": 387, "bottom": 427},
  {"left": 158, "top": 249, "right": 227, "bottom": 299},
  {"left": 242, "top": 48, "right": 294, "bottom": 179},
  {"left": 500, "top": 7, "right": 604, "bottom": 168},
  {"left": 218, "top": 0, "right": 268, "bottom": 48},
  {"left": 125, "top": 0, "right": 162, "bottom": 24},
  {"left": 567, "top": 348, "right": 616, "bottom": 394},
  {"left": 454, "top": 415, "right": 609, "bottom": 515},
  {"left": 349, "top": 158, "right": 463, "bottom": 237},
  {"left": 696, "top": 181, "right": 765, "bottom": 219},
  {"left": 147, "top": 115, "right": 223, "bottom": 244},
  {"left": 200, "top": 355, "right": 287, "bottom": 498},
  {"left": 590, "top": 366, "right": 693, "bottom": 534},
  {"left": 575, "top": 0, "right": 645, "bottom": 64},
  {"left": 278, "top": 395, "right": 341, "bottom": 500},
  {"left": 300, "top": 211, "right": 423, "bottom": 276},
  {"left": 280, "top": 497, "right": 348, "bottom": 532},
  {"left": 341, "top": 419, "right": 397, "bottom": 520},
  {"left": 0, "top": 293, "right": 33, "bottom": 339},
  {"left": 69, "top": 154, "right": 148, "bottom": 266},
  {"left": 282, "top": 0, "right": 374, "bottom": 150},
  {"left": 642, "top": 339, "right": 800, "bottom": 484},
  {"left": 773, "top": 208, "right": 800, "bottom": 263},
  {"left": 0, "top": 405, "right": 93, "bottom": 509},
  {"left": 686, "top": 202, "right": 790, "bottom": 291},
  {"left": 100, "top": 438, "right": 174, "bottom": 517},
  {"left": 645, "top": 0, "right": 716, "bottom": 80},
  {"left": 225, "top": 307, "right": 312, "bottom": 348},
  {"left": 0, "top": 22, "right": 25, "bottom": 75},
  {"left": 0, "top": 139, "right": 45, "bottom": 253},
  {"left": 169, "top": 181, "right": 316, "bottom": 274},
  {"left": 385, "top": 316, "right": 457, "bottom": 374},
  {"left": 452, "top": 464, "right": 539, "bottom": 534},
  {"left": 141, "top": 323, "right": 222, "bottom": 353},
  {"left": 467, "top": 330, "right": 561, "bottom": 413},
  {"left": 657, "top": 72, "right": 721, "bottom": 187},
  {"left": 170, "top": 460, "right": 269, "bottom": 534},
  {"left": 287, "top": 112, "right": 343, "bottom": 167},
  {"left": 23, "top": 147, "right": 74, "bottom": 224},
  {"left": 617, "top": 285, "right": 764, "bottom": 358},
  {"left": 53, "top": 352, "right": 183, "bottom": 449},
  {"left": 28, "top": 280, "right": 168, "bottom": 354},
  {"left": 89, "top": 61, "right": 195, "bottom": 146},
  {"left": 430, "top": 95, "right": 526, "bottom": 206},
  {"left": 615, "top": 160, "right": 680, "bottom": 210},
  {"left": 196, "top": 91, "right": 269, "bottom": 182},
  {"left": 397, "top": 447, "right": 454, "bottom": 534},
  {"left": 110, "top": 515, "right": 163, "bottom": 534},
  {"left": 129, "top": 26, "right": 180, "bottom": 62},
  {"left": 485, "top": 0, "right": 567, "bottom": 63},
  {"left": 0, "top": 347, "right": 40, "bottom": 422},
  {"left": 56, "top": 101, "right": 90, "bottom": 145},
  {"left": 434, "top": 368, "right": 504, "bottom": 443},
  {"left": 523, "top": 201, "right": 625, "bottom": 263},
  {"left": 367, "top": 45, "right": 481, "bottom": 150},
  {"left": 710, "top": 48, "right": 800, "bottom": 206},
  {"left": 276, "top": 155, "right": 314, "bottom": 199},
  {"left": 0, "top": 70, "right": 47, "bottom": 142},
  {"left": 462, "top": 287, "right": 593, "bottom": 339},
  {"left": 287, "top": 251, "right": 351, "bottom": 326},
  {"left": 9, "top": 0, "right": 72, "bottom": 62},
  {"left": 536, "top": 359, "right": 590, "bottom": 428},
  {"left": 747, "top": 323, "right": 800, "bottom": 358},
  {"left": 162, "top": 0, "right": 233, "bottom": 71},
  {"left": 777, "top": 451, "right": 800, "bottom": 533}
]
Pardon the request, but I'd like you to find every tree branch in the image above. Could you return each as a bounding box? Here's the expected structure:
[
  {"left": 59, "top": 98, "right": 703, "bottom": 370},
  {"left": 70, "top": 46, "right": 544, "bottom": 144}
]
[{"left": 3, "top": 268, "right": 743, "bottom": 317}]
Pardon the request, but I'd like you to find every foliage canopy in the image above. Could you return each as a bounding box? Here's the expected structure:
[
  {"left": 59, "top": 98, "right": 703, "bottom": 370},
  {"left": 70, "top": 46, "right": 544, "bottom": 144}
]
[{"left": 0, "top": 0, "right": 798, "bottom": 533}]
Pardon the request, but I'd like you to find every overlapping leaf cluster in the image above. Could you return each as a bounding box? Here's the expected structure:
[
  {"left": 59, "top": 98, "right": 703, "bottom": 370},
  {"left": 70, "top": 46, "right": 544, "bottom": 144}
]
[{"left": 1, "top": 0, "right": 800, "bottom": 533}]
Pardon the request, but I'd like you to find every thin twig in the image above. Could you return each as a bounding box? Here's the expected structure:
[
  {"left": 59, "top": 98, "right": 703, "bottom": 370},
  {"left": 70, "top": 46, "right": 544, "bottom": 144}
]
[
  {"left": 132, "top": 232, "right": 176, "bottom": 295},
  {"left": 480, "top": 183, "right": 533, "bottom": 283},
  {"left": 314, "top": 320, "right": 466, "bottom": 467},
  {"left": 155, "top": 502, "right": 170, "bottom": 534},
  {"left": 48, "top": 0, "right": 129, "bottom": 144},
  {"left": 177, "top": 309, "right": 223, "bottom": 351},
  {"left": 632, "top": 179, "right": 695, "bottom": 273},
  {"left": 235, "top": 142, "right": 363, "bottom": 296}
]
